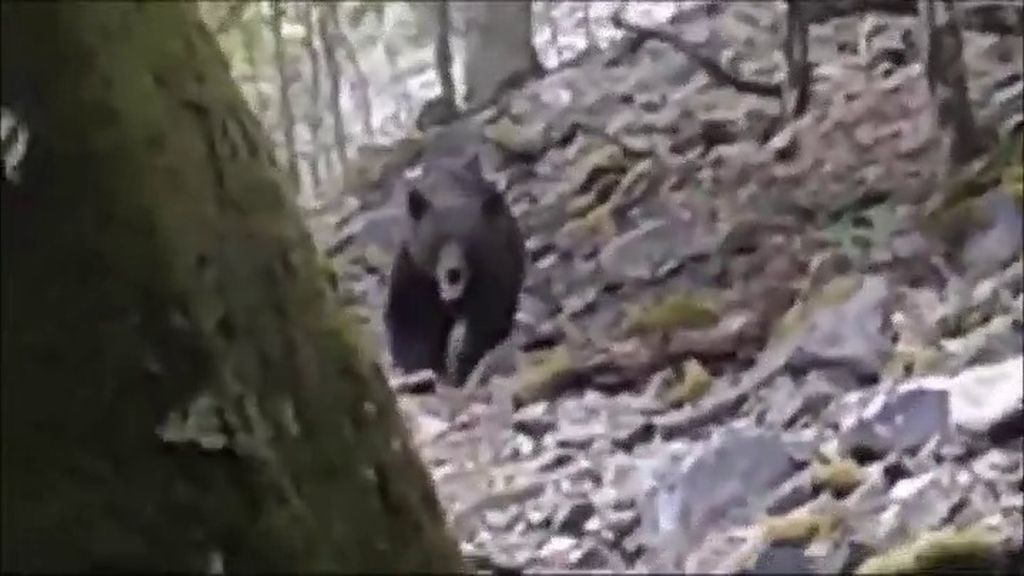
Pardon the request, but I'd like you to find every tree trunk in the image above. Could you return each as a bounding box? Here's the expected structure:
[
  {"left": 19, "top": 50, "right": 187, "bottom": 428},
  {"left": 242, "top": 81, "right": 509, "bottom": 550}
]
[
  {"left": 783, "top": 0, "right": 811, "bottom": 120},
  {"left": 240, "top": 6, "right": 270, "bottom": 119},
  {"left": 299, "top": 2, "right": 324, "bottom": 195},
  {"left": 917, "top": 0, "right": 988, "bottom": 165},
  {"left": 435, "top": 0, "right": 458, "bottom": 112},
  {"left": 272, "top": 0, "right": 300, "bottom": 185},
  {"left": 326, "top": 4, "right": 375, "bottom": 138},
  {"left": 545, "top": 1, "right": 563, "bottom": 65},
  {"left": 0, "top": 3, "right": 465, "bottom": 573},
  {"left": 582, "top": 2, "right": 596, "bottom": 48},
  {"left": 318, "top": 2, "right": 350, "bottom": 176},
  {"left": 462, "top": 0, "right": 542, "bottom": 109}
]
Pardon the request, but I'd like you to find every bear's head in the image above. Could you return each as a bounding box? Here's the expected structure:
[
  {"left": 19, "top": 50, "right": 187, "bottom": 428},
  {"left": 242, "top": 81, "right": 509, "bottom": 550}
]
[{"left": 402, "top": 156, "right": 511, "bottom": 307}]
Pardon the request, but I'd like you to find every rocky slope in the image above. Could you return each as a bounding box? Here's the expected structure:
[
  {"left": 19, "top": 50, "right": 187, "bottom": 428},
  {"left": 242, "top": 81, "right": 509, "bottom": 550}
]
[{"left": 309, "top": 3, "right": 1023, "bottom": 573}]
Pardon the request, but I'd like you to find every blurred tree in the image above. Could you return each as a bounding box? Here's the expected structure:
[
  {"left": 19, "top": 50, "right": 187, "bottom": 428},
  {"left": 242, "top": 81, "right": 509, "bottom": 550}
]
[
  {"left": 319, "top": 2, "right": 350, "bottom": 174},
  {"left": 299, "top": 2, "right": 325, "bottom": 194},
  {"left": 0, "top": 2, "right": 465, "bottom": 572},
  {"left": 327, "top": 3, "right": 374, "bottom": 138},
  {"left": 783, "top": 0, "right": 811, "bottom": 119},
  {"left": 543, "top": 1, "right": 564, "bottom": 65},
  {"left": 434, "top": 0, "right": 458, "bottom": 115},
  {"left": 462, "top": 1, "right": 542, "bottom": 109},
  {"left": 918, "top": 0, "right": 989, "bottom": 165},
  {"left": 272, "top": 0, "right": 299, "bottom": 185},
  {"left": 583, "top": 2, "right": 596, "bottom": 47}
]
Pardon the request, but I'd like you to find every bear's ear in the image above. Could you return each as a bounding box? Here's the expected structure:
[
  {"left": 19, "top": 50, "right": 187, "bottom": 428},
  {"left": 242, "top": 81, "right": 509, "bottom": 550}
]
[
  {"left": 407, "top": 188, "right": 431, "bottom": 221},
  {"left": 481, "top": 190, "right": 505, "bottom": 220}
]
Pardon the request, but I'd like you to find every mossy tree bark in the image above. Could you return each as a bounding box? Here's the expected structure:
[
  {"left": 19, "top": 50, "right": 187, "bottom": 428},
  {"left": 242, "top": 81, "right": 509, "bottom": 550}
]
[{"left": 0, "top": 3, "right": 464, "bottom": 573}]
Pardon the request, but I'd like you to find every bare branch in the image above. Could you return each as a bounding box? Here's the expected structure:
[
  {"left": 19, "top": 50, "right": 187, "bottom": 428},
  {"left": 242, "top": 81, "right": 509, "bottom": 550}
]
[{"left": 610, "top": 9, "right": 783, "bottom": 99}]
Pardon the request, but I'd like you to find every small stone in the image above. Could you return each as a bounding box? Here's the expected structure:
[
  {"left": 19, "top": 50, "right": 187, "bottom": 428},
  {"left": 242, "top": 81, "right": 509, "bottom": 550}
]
[{"left": 553, "top": 499, "right": 597, "bottom": 535}]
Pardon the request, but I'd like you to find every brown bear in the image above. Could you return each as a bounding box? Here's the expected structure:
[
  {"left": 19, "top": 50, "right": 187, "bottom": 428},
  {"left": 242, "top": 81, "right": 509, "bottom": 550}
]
[{"left": 384, "top": 153, "right": 525, "bottom": 385}]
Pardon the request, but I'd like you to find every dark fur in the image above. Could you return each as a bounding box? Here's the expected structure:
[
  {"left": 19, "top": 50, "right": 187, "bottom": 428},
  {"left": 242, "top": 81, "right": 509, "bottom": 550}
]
[{"left": 384, "top": 155, "right": 525, "bottom": 384}]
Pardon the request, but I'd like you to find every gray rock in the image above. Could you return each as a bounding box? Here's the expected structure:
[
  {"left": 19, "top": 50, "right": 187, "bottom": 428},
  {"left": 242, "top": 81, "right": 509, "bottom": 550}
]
[
  {"left": 570, "top": 539, "right": 625, "bottom": 570},
  {"left": 598, "top": 219, "right": 711, "bottom": 282},
  {"left": 749, "top": 544, "right": 815, "bottom": 574},
  {"left": 758, "top": 374, "right": 839, "bottom": 428},
  {"left": 332, "top": 206, "right": 406, "bottom": 257},
  {"left": 537, "top": 534, "right": 579, "bottom": 566},
  {"left": 788, "top": 275, "right": 894, "bottom": 379},
  {"left": 961, "top": 191, "right": 1024, "bottom": 281},
  {"left": 638, "top": 426, "right": 803, "bottom": 546},
  {"left": 609, "top": 413, "right": 655, "bottom": 451},
  {"left": 917, "top": 356, "right": 1023, "bottom": 437},
  {"left": 603, "top": 507, "right": 642, "bottom": 542},
  {"left": 553, "top": 422, "right": 601, "bottom": 450},
  {"left": 839, "top": 385, "right": 952, "bottom": 458},
  {"left": 483, "top": 506, "right": 522, "bottom": 531},
  {"left": 512, "top": 400, "right": 556, "bottom": 438},
  {"left": 553, "top": 499, "right": 597, "bottom": 535}
]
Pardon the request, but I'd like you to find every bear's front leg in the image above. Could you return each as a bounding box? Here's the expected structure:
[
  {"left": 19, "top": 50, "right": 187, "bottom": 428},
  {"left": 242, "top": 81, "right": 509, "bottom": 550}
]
[
  {"left": 449, "top": 313, "right": 515, "bottom": 386},
  {"left": 384, "top": 249, "right": 452, "bottom": 376}
]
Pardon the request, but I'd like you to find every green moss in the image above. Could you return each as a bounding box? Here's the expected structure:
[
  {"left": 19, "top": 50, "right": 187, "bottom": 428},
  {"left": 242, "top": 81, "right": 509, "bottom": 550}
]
[
  {"left": 775, "top": 273, "right": 863, "bottom": 341},
  {"left": 1, "top": 3, "right": 463, "bottom": 573},
  {"left": 627, "top": 294, "right": 722, "bottom": 335},
  {"left": 563, "top": 202, "right": 616, "bottom": 241},
  {"left": 1001, "top": 135, "right": 1023, "bottom": 211},
  {"left": 884, "top": 345, "right": 948, "bottom": 379},
  {"left": 759, "top": 511, "right": 841, "bottom": 545},
  {"left": 316, "top": 256, "right": 340, "bottom": 293},
  {"left": 810, "top": 458, "right": 863, "bottom": 497},
  {"left": 559, "top": 144, "right": 628, "bottom": 196},
  {"left": 513, "top": 346, "right": 574, "bottom": 404},
  {"left": 923, "top": 133, "right": 1024, "bottom": 242},
  {"left": 660, "top": 358, "right": 713, "bottom": 407},
  {"left": 484, "top": 116, "right": 545, "bottom": 155},
  {"left": 855, "top": 527, "right": 1002, "bottom": 574},
  {"left": 1005, "top": 164, "right": 1023, "bottom": 209}
]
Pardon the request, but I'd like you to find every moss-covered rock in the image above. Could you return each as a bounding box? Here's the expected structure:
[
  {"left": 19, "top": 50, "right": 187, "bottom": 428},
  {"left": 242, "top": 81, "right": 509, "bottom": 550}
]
[
  {"left": 626, "top": 294, "right": 722, "bottom": 335},
  {"left": 774, "top": 273, "right": 864, "bottom": 341},
  {"left": 513, "top": 345, "right": 574, "bottom": 404},
  {"left": 810, "top": 457, "right": 863, "bottom": 498},
  {"left": 659, "top": 357, "right": 714, "bottom": 408},
  {"left": 855, "top": 527, "right": 1003, "bottom": 574},
  {"left": 759, "top": 511, "right": 841, "bottom": 545}
]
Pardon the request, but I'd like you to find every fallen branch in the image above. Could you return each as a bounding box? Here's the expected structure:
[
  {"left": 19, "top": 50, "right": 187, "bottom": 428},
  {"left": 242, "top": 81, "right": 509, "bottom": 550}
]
[
  {"left": 610, "top": 10, "right": 784, "bottom": 100},
  {"left": 424, "top": 6, "right": 713, "bottom": 129}
]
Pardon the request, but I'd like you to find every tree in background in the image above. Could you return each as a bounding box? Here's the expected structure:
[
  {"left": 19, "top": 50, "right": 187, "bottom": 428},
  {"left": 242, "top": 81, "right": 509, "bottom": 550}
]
[
  {"left": 434, "top": 0, "right": 459, "bottom": 116},
  {"left": 462, "top": 1, "right": 542, "bottom": 109},
  {"left": 0, "top": 2, "right": 464, "bottom": 572},
  {"left": 299, "top": 2, "right": 325, "bottom": 194},
  {"left": 271, "top": 0, "right": 300, "bottom": 185}
]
